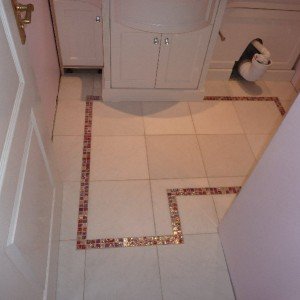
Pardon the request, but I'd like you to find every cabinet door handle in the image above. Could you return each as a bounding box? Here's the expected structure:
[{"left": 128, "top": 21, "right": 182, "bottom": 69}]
[
  {"left": 96, "top": 16, "right": 101, "bottom": 22},
  {"left": 153, "top": 37, "right": 159, "bottom": 45},
  {"left": 164, "top": 37, "right": 170, "bottom": 45},
  {"left": 218, "top": 31, "right": 226, "bottom": 41}
]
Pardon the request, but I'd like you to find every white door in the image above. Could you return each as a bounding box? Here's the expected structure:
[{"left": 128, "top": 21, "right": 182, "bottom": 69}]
[
  {"left": 111, "top": 22, "right": 161, "bottom": 88},
  {"left": 0, "top": 1, "right": 62, "bottom": 299},
  {"left": 155, "top": 27, "right": 212, "bottom": 89},
  {"left": 54, "top": 0, "right": 104, "bottom": 67}
]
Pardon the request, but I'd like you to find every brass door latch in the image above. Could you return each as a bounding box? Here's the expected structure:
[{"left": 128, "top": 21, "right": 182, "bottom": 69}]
[
  {"left": 11, "top": 0, "right": 34, "bottom": 44},
  {"left": 218, "top": 31, "right": 226, "bottom": 42}
]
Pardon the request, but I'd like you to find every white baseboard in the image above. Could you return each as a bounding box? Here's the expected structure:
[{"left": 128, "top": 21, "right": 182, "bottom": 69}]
[{"left": 207, "top": 69, "right": 295, "bottom": 81}]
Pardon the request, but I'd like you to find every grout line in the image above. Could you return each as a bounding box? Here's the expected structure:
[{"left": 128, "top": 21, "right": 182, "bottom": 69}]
[
  {"left": 211, "top": 194, "right": 221, "bottom": 225},
  {"left": 54, "top": 133, "right": 255, "bottom": 138},
  {"left": 231, "top": 100, "right": 259, "bottom": 164},
  {"left": 231, "top": 100, "right": 247, "bottom": 136},
  {"left": 155, "top": 245, "right": 165, "bottom": 300},
  {"left": 187, "top": 102, "right": 209, "bottom": 179},
  {"left": 59, "top": 239, "right": 76, "bottom": 242},
  {"left": 83, "top": 249, "right": 87, "bottom": 300},
  {"left": 60, "top": 175, "right": 249, "bottom": 184},
  {"left": 219, "top": 235, "right": 237, "bottom": 300},
  {"left": 184, "top": 232, "right": 220, "bottom": 236},
  {"left": 142, "top": 104, "right": 163, "bottom": 237},
  {"left": 144, "top": 99, "right": 166, "bottom": 299}
]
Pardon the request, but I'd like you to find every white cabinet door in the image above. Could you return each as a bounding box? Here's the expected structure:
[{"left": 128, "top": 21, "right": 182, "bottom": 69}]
[
  {"left": 111, "top": 23, "right": 161, "bottom": 88},
  {"left": 211, "top": 8, "right": 300, "bottom": 70},
  {"left": 0, "top": 0, "right": 62, "bottom": 299},
  {"left": 54, "top": 0, "right": 103, "bottom": 67},
  {"left": 156, "top": 27, "right": 212, "bottom": 89}
]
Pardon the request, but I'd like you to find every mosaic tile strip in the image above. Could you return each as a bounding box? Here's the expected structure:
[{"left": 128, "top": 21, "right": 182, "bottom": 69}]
[
  {"left": 86, "top": 95, "right": 102, "bottom": 101},
  {"left": 76, "top": 98, "right": 93, "bottom": 247},
  {"left": 203, "top": 95, "right": 286, "bottom": 116},
  {"left": 76, "top": 94, "right": 282, "bottom": 250}
]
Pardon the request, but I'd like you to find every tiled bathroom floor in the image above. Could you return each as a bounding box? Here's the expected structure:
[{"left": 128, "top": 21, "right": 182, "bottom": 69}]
[{"left": 54, "top": 73, "right": 297, "bottom": 300}]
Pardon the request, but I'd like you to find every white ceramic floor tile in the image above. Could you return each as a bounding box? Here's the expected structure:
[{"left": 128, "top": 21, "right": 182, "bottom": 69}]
[
  {"left": 151, "top": 179, "right": 218, "bottom": 235},
  {"left": 280, "top": 98, "right": 297, "bottom": 113},
  {"left": 204, "top": 80, "right": 232, "bottom": 96},
  {"left": 151, "top": 178, "right": 209, "bottom": 235},
  {"left": 79, "top": 74, "right": 94, "bottom": 99},
  {"left": 146, "top": 135, "right": 206, "bottom": 179},
  {"left": 58, "top": 75, "right": 94, "bottom": 102},
  {"left": 92, "top": 101, "right": 144, "bottom": 136},
  {"left": 189, "top": 101, "right": 244, "bottom": 134},
  {"left": 176, "top": 194, "right": 218, "bottom": 234},
  {"left": 57, "top": 76, "right": 83, "bottom": 103},
  {"left": 90, "top": 136, "right": 149, "bottom": 180},
  {"left": 93, "top": 74, "right": 102, "bottom": 96},
  {"left": 265, "top": 81, "right": 298, "bottom": 101},
  {"left": 208, "top": 177, "right": 243, "bottom": 222},
  {"left": 56, "top": 241, "right": 85, "bottom": 300},
  {"left": 234, "top": 101, "right": 282, "bottom": 134},
  {"left": 158, "top": 234, "right": 235, "bottom": 300},
  {"left": 228, "top": 80, "right": 271, "bottom": 97},
  {"left": 53, "top": 136, "right": 83, "bottom": 181},
  {"left": 85, "top": 246, "right": 162, "bottom": 300},
  {"left": 87, "top": 180, "right": 155, "bottom": 239},
  {"left": 208, "top": 177, "right": 246, "bottom": 188},
  {"left": 198, "top": 134, "right": 256, "bottom": 177},
  {"left": 213, "top": 194, "right": 236, "bottom": 222},
  {"left": 142, "top": 102, "right": 195, "bottom": 135},
  {"left": 246, "top": 134, "right": 272, "bottom": 160},
  {"left": 54, "top": 101, "right": 86, "bottom": 136},
  {"left": 60, "top": 182, "right": 81, "bottom": 240},
  {"left": 265, "top": 80, "right": 298, "bottom": 113}
]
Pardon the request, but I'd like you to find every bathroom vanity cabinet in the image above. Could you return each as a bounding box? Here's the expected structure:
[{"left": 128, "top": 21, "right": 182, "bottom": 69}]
[
  {"left": 53, "top": 0, "right": 104, "bottom": 68},
  {"left": 111, "top": 24, "right": 212, "bottom": 90},
  {"left": 103, "top": 0, "right": 227, "bottom": 101},
  {"left": 155, "top": 29, "right": 212, "bottom": 89},
  {"left": 52, "top": 0, "right": 227, "bottom": 100}
]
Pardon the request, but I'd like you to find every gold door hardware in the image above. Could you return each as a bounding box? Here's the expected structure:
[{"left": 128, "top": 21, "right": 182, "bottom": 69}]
[
  {"left": 11, "top": 0, "right": 34, "bottom": 44},
  {"left": 218, "top": 31, "right": 226, "bottom": 42}
]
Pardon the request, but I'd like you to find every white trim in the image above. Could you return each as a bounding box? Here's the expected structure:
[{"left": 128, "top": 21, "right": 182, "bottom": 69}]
[
  {"left": 6, "top": 111, "right": 55, "bottom": 294},
  {"left": 0, "top": 2, "right": 25, "bottom": 195},
  {"left": 207, "top": 68, "right": 296, "bottom": 81},
  {"left": 43, "top": 189, "right": 56, "bottom": 300},
  {"left": 6, "top": 119, "right": 32, "bottom": 247}
]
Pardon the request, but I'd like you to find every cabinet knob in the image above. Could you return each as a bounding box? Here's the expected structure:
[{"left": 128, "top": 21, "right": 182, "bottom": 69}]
[
  {"left": 96, "top": 16, "right": 101, "bottom": 22},
  {"left": 164, "top": 37, "right": 170, "bottom": 45},
  {"left": 153, "top": 37, "right": 159, "bottom": 45}
]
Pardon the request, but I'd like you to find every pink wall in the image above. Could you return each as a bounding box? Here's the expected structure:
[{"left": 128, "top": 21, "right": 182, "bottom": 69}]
[
  {"left": 219, "top": 95, "right": 300, "bottom": 300},
  {"left": 25, "top": 0, "right": 60, "bottom": 135}
]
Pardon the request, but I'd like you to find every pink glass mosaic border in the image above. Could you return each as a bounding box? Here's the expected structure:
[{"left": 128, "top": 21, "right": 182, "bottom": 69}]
[
  {"left": 76, "top": 95, "right": 284, "bottom": 250},
  {"left": 203, "top": 96, "right": 286, "bottom": 116}
]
